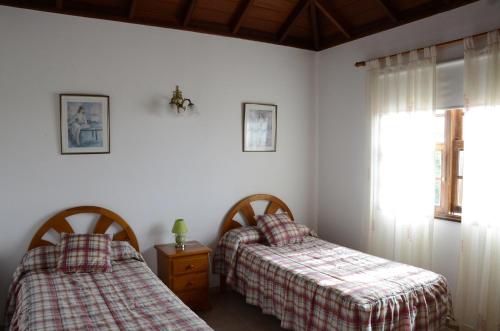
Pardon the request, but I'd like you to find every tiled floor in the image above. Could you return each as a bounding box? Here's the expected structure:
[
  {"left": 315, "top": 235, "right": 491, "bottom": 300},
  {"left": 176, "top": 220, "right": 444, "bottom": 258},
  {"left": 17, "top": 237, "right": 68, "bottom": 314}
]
[{"left": 197, "top": 290, "right": 284, "bottom": 331}]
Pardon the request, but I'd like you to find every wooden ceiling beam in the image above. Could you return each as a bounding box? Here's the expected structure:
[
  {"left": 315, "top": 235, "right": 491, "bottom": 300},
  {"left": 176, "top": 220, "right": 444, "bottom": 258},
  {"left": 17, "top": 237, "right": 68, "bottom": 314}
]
[
  {"left": 232, "top": 0, "right": 256, "bottom": 35},
  {"left": 310, "top": 1, "right": 319, "bottom": 50},
  {"left": 128, "top": 0, "right": 136, "bottom": 19},
  {"left": 315, "top": 1, "right": 350, "bottom": 39},
  {"left": 375, "top": 0, "right": 398, "bottom": 23},
  {"left": 182, "top": 0, "right": 198, "bottom": 27},
  {"left": 319, "top": 0, "right": 478, "bottom": 50},
  {"left": 0, "top": 0, "right": 479, "bottom": 52},
  {"left": 277, "top": 0, "right": 310, "bottom": 44}
]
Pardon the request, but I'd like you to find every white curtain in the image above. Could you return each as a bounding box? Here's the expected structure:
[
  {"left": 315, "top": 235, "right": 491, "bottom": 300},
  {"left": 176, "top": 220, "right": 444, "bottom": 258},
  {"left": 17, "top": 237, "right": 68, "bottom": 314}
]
[
  {"left": 368, "top": 47, "right": 436, "bottom": 269},
  {"left": 456, "top": 30, "right": 500, "bottom": 331}
]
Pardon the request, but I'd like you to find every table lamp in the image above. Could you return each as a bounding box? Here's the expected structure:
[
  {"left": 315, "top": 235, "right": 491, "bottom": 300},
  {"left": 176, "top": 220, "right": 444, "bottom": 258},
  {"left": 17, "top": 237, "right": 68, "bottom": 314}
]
[{"left": 172, "top": 218, "right": 188, "bottom": 250}]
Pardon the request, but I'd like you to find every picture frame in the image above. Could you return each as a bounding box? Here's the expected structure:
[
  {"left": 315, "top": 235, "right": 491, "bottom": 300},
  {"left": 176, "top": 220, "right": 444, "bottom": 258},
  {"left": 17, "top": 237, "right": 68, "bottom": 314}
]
[
  {"left": 242, "top": 103, "right": 277, "bottom": 152},
  {"left": 60, "top": 94, "right": 110, "bottom": 155}
]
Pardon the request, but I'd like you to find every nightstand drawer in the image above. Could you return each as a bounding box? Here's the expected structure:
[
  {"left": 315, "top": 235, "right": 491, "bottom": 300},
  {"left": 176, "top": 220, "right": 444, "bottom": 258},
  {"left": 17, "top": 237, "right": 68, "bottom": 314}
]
[
  {"left": 172, "top": 272, "right": 208, "bottom": 292},
  {"left": 172, "top": 255, "right": 208, "bottom": 275}
]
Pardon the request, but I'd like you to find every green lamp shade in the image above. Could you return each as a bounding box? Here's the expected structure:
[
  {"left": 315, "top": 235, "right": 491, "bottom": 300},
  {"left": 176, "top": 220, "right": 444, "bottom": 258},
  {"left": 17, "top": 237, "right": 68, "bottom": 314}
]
[{"left": 172, "top": 219, "right": 188, "bottom": 234}]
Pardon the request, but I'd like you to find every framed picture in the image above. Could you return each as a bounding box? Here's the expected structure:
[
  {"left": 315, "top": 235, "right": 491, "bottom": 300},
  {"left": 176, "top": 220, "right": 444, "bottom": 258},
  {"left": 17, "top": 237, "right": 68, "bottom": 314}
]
[
  {"left": 243, "top": 103, "right": 277, "bottom": 152},
  {"left": 60, "top": 94, "right": 110, "bottom": 154}
]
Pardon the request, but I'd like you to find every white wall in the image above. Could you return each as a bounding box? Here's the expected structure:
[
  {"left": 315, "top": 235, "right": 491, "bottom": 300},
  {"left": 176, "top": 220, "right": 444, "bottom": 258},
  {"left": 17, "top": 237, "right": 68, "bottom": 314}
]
[
  {"left": 0, "top": 6, "right": 318, "bottom": 320},
  {"left": 2, "top": 0, "right": 499, "bottom": 323},
  {"left": 317, "top": 0, "right": 500, "bottom": 299}
]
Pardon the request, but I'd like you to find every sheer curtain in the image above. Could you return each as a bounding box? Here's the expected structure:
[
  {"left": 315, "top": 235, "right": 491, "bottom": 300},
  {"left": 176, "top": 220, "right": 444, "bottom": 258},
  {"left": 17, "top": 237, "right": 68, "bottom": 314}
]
[
  {"left": 456, "top": 30, "right": 500, "bottom": 331},
  {"left": 367, "top": 47, "right": 436, "bottom": 268}
]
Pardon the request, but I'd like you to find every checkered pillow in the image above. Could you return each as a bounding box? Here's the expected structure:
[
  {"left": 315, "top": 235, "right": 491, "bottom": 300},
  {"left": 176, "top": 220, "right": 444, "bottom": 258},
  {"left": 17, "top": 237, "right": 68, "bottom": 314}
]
[
  {"left": 22, "top": 245, "right": 59, "bottom": 271},
  {"left": 255, "top": 213, "right": 305, "bottom": 246},
  {"left": 295, "top": 223, "right": 318, "bottom": 238},
  {"left": 57, "top": 233, "right": 112, "bottom": 273}
]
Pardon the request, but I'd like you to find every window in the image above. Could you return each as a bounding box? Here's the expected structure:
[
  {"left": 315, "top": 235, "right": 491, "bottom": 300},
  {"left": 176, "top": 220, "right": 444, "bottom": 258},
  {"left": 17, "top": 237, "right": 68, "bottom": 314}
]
[{"left": 434, "top": 109, "right": 464, "bottom": 222}]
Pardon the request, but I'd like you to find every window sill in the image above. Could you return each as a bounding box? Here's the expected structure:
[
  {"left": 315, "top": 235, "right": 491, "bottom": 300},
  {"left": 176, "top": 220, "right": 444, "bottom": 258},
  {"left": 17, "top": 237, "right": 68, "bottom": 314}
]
[{"left": 435, "top": 214, "right": 461, "bottom": 223}]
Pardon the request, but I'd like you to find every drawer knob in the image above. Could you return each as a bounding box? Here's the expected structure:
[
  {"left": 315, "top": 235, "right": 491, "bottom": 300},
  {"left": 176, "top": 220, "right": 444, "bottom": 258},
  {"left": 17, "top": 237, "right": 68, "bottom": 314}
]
[
  {"left": 186, "top": 264, "right": 195, "bottom": 270},
  {"left": 186, "top": 281, "right": 194, "bottom": 287}
]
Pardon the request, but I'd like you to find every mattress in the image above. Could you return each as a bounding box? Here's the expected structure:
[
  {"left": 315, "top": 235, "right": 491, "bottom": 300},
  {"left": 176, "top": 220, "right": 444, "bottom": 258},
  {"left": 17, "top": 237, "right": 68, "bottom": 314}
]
[
  {"left": 5, "top": 241, "right": 212, "bottom": 331},
  {"left": 214, "top": 227, "right": 451, "bottom": 331}
]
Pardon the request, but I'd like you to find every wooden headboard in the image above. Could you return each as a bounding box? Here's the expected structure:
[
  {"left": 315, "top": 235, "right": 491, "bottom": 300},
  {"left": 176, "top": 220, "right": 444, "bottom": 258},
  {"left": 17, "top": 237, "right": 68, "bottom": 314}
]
[
  {"left": 220, "top": 194, "right": 293, "bottom": 238},
  {"left": 29, "top": 206, "right": 139, "bottom": 251}
]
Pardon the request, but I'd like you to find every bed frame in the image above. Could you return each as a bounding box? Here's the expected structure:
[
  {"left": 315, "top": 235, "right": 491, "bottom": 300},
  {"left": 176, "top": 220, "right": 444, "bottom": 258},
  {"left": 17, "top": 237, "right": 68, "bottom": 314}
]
[
  {"left": 220, "top": 194, "right": 294, "bottom": 238},
  {"left": 219, "top": 194, "right": 293, "bottom": 291},
  {"left": 28, "top": 206, "right": 139, "bottom": 251}
]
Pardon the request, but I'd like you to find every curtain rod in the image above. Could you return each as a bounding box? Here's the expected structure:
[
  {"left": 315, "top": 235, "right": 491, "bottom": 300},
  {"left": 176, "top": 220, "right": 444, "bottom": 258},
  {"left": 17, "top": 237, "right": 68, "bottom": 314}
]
[{"left": 354, "top": 30, "right": 493, "bottom": 68}]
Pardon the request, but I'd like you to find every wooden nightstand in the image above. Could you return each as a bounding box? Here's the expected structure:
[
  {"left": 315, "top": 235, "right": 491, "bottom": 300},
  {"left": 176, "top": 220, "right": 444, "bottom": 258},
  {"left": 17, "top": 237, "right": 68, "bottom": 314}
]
[{"left": 155, "top": 241, "right": 211, "bottom": 311}]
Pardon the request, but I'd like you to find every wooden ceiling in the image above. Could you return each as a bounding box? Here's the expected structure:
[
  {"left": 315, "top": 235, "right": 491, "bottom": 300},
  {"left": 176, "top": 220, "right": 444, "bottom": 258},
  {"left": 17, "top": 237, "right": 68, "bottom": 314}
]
[{"left": 0, "top": 0, "right": 478, "bottom": 50}]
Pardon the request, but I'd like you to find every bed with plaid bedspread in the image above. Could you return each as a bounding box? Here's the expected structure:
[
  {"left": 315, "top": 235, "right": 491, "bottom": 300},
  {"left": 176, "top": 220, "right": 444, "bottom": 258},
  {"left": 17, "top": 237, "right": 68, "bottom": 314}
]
[
  {"left": 214, "top": 227, "right": 451, "bottom": 331},
  {"left": 5, "top": 241, "right": 212, "bottom": 331}
]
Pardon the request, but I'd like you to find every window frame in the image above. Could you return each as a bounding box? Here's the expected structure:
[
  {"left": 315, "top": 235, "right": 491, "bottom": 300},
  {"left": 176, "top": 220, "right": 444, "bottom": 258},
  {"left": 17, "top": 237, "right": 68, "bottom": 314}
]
[{"left": 435, "top": 108, "right": 463, "bottom": 222}]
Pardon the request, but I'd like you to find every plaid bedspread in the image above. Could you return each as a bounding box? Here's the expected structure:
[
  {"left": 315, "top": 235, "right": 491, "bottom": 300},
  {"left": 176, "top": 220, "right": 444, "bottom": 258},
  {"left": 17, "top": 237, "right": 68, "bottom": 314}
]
[
  {"left": 5, "top": 242, "right": 212, "bottom": 331},
  {"left": 214, "top": 228, "right": 451, "bottom": 331}
]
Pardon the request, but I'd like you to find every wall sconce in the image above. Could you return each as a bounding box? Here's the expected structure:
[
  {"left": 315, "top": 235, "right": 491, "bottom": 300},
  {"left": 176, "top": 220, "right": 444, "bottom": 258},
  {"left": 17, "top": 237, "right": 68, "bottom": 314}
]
[{"left": 169, "top": 85, "right": 194, "bottom": 113}]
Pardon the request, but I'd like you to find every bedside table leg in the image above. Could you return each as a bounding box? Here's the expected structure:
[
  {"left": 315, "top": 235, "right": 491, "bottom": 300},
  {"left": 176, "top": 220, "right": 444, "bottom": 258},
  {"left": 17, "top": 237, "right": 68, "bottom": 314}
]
[{"left": 220, "top": 275, "right": 226, "bottom": 293}]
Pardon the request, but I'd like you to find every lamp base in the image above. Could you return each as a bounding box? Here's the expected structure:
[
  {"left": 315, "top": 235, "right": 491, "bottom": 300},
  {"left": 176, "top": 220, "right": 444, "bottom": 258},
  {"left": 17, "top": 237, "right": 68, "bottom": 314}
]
[
  {"left": 175, "top": 243, "right": 185, "bottom": 250},
  {"left": 174, "top": 234, "right": 186, "bottom": 250}
]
